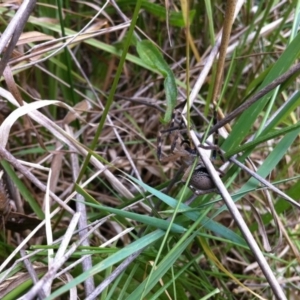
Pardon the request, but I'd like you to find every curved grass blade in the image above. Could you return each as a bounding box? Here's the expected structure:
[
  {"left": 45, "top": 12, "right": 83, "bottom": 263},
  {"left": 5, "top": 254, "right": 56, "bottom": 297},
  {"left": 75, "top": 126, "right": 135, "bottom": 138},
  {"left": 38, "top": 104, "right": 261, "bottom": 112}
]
[
  {"left": 226, "top": 121, "right": 300, "bottom": 158},
  {"left": 76, "top": 185, "right": 187, "bottom": 234},
  {"left": 127, "top": 175, "right": 246, "bottom": 246}
]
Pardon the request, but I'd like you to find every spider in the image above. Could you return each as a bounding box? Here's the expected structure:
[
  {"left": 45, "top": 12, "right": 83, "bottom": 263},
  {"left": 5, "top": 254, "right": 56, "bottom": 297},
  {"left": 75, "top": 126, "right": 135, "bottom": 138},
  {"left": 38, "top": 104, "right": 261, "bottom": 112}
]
[{"left": 157, "top": 111, "right": 221, "bottom": 195}]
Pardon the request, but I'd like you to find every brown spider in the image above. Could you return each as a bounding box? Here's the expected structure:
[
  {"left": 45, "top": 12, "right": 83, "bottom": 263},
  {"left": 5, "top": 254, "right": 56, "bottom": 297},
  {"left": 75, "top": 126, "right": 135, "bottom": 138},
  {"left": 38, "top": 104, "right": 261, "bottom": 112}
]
[{"left": 157, "top": 123, "right": 219, "bottom": 195}]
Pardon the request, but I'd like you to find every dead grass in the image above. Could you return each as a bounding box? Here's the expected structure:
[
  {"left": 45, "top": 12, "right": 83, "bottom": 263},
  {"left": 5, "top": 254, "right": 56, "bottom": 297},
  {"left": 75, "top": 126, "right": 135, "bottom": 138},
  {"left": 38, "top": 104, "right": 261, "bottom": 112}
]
[{"left": 0, "top": 1, "right": 299, "bottom": 299}]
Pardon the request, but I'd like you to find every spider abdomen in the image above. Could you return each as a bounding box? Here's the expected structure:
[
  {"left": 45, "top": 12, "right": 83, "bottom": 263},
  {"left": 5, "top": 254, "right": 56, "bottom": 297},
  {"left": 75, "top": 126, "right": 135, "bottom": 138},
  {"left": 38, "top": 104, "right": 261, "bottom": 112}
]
[{"left": 189, "top": 165, "right": 215, "bottom": 191}]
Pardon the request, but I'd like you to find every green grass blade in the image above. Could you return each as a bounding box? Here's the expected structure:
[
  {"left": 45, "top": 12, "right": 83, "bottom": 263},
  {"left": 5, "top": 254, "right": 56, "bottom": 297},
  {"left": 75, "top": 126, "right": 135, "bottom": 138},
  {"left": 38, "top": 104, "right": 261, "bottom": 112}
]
[{"left": 223, "top": 32, "right": 300, "bottom": 153}]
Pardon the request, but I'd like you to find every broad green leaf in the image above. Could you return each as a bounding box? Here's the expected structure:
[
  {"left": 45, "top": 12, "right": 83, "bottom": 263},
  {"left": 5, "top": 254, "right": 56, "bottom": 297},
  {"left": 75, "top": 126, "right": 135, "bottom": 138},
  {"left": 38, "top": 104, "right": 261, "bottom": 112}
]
[
  {"left": 141, "top": 1, "right": 195, "bottom": 27},
  {"left": 164, "top": 75, "right": 177, "bottom": 124},
  {"left": 136, "top": 41, "right": 169, "bottom": 74},
  {"left": 137, "top": 40, "right": 177, "bottom": 124},
  {"left": 118, "top": 0, "right": 196, "bottom": 27}
]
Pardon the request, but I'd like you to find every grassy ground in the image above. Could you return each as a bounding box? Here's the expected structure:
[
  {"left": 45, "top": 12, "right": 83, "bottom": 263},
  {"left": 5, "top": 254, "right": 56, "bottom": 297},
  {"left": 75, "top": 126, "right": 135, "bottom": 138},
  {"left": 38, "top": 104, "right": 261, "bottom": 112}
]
[{"left": 0, "top": 1, "right": 299, "bottom": 299}]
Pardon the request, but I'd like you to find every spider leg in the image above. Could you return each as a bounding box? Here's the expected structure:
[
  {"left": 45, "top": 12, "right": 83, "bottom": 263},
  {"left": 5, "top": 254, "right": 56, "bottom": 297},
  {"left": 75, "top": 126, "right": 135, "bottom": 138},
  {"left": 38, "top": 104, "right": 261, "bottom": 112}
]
[
  {"left": 199, "top": 141, "right": 226, "bottom": 162},
  {"left": 157, "top": 108, "right": 188, "bottom": 161},
  {"left": 212, "top": 109, "right": 218, "bottom": 160},
  {"left": 169, "top": 111, "right": 187, "bottom": 153},
  {"left": 157, "top": 129, "right": 163, "bottom": 161},
  {"left": 212, "top": 108, "right": 227, "bottom": 162},
  {"left": 198, "top": 109, "right": 225, "bottom": 162},
  {"left": 170, "top": 130, "right": 180, "bottom": 153},
  {"left": 181, "top": 164, "right": 193, "bottom": 184},
  {"left": 161, "top": 152, "right": 187, "bottom": 163},
  {"left": 157, "top": 108, "right": 179, "bottom": 160}
]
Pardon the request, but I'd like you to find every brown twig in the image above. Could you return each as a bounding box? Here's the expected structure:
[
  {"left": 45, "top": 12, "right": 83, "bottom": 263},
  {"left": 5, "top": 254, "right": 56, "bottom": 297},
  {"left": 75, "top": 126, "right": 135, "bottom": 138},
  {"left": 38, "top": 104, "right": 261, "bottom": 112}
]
[
  {"left": 208, "top": 62, "right": 300, "bottom": 135},
  {"left": 0, "top": 0, "right": 37, "bottom": 77}
]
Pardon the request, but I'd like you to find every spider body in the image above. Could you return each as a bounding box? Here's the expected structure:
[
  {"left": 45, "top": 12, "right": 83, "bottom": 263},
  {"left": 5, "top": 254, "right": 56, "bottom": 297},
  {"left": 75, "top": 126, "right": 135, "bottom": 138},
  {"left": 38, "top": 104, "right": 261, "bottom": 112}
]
[
  {"left": 158, "top": 131, "right": 217, "bottom": 195},
  {"left": 156, "top": 102, "right": 223, "bottom": 195},
  {"left": 187, "top": 164, "right": 215, "bottom": 193}
]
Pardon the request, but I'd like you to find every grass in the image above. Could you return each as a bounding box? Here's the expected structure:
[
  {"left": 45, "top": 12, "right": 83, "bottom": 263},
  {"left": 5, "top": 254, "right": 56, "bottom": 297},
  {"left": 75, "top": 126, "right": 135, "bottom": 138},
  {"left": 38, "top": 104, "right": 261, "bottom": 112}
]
[{"left": 0, "top": 0, "right": 299, "bottom": 299}]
